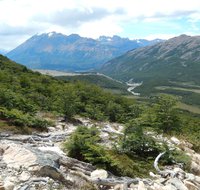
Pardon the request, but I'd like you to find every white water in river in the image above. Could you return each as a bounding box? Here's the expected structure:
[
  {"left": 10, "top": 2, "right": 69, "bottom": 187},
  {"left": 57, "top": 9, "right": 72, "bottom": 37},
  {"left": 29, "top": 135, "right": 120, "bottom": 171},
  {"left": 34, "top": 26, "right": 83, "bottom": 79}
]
[{"left": 126, "top": 79, "right": 143, "bottom": 96}]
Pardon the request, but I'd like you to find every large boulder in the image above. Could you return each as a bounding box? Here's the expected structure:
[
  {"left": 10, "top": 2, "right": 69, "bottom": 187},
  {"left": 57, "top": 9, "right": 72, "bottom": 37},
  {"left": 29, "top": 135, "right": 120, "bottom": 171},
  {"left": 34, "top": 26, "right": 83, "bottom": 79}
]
[
  {"left": 0, "top": 140, "right": 98, "bottom": 190},
  {"left": 1, "top": 143, "right": 37, "bottom": 170},
  {"left": 0, "top": 142, "right": 69, "bottom": 189}
]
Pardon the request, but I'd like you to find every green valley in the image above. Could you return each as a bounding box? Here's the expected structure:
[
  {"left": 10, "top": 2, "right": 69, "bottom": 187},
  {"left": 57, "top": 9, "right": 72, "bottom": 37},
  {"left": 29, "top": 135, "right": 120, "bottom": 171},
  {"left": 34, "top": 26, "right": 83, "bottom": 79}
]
[{"left": 101, "top": 35, "right": 200, "bottom": 110}]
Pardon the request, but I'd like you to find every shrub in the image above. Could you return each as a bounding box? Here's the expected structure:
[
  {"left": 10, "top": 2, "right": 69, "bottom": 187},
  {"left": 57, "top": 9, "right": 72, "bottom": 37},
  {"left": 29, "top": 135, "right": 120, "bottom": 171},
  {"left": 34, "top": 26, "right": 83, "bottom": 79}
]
[
  {"left": 151, "top": 95, "right": 182, "bottom": 134},
  {"left": 119, "top": 120, "right": 161, "bottom": 158},
  {"left": 64, "top": 126, "right": 105, "bottom": 162},
  {"left": 0, "top": 107, "right": 49, "bottom": 129}
]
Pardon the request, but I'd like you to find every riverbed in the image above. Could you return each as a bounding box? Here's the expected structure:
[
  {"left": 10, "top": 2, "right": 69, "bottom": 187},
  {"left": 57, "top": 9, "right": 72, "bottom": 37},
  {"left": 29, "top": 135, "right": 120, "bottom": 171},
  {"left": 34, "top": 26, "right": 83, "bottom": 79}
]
[{"left": 126, "top": 79, "right": 143, "bottom": 96}]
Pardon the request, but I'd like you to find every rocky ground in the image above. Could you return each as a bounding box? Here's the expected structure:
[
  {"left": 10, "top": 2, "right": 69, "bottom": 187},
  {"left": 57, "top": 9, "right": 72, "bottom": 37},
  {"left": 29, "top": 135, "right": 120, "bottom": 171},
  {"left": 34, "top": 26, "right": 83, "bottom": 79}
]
[{"left": 0, "top": 117, "right": 200, "bottom": 190}]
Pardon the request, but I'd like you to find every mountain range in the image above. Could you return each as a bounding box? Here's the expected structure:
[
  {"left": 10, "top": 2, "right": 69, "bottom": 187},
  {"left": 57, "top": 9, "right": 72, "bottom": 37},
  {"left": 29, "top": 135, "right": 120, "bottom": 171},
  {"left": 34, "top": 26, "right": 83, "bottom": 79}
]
[
  {"left": 101, "top": 34, "right": 200, "bottom": 88},
  {"left": 6, "top": 32, "right": 162, "bottom": 71}
]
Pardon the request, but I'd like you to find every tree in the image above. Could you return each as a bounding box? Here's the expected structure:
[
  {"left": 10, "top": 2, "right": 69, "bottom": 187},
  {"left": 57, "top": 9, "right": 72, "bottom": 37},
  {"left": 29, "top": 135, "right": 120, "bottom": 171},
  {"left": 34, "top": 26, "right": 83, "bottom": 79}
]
[
  {"left": 64, "top": 126, "right": 109, "bottom": 167},
  {"left": 119, "top": 120, "right": 161, "bottom": 158},
  {"left": 151, "top": 95, "right": 181, "bottom": 134},
  {"left": 58, "top": 86, "right": 79, "bottom": 121}
]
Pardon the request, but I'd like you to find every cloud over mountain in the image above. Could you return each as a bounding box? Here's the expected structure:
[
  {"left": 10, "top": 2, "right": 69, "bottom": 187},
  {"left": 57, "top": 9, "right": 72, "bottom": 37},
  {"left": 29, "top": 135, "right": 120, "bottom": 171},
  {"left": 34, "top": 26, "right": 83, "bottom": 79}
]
[{"left": 1, "top": 0, "right": 200, "bottom": 50}]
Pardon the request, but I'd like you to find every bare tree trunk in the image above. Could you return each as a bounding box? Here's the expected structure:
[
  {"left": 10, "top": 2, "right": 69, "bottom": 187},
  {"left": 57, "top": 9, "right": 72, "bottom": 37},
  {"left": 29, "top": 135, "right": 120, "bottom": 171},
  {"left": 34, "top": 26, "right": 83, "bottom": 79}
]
[
  {"left": 154, "top": 151, "right": 178, "bottom": 177},
  {"left": 154, "top": 151, "right": 166, "bottom": 173}
]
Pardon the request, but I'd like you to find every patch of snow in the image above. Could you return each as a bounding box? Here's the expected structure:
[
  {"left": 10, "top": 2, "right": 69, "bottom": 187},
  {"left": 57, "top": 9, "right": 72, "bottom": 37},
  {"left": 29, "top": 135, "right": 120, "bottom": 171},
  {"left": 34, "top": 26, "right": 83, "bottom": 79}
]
[{"left": 48, "top": 32, "right": 54, "bottom": 37}]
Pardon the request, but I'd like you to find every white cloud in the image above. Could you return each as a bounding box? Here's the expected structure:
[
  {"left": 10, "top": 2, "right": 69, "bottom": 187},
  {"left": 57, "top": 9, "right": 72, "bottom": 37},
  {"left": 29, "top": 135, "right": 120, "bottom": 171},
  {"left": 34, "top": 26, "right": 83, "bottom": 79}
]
[
  {"left": 78, "top": 17, "right": 123, "bottom": 38},
  {"left": 1, "top": 0, "right": 200, "bottom": 50}
]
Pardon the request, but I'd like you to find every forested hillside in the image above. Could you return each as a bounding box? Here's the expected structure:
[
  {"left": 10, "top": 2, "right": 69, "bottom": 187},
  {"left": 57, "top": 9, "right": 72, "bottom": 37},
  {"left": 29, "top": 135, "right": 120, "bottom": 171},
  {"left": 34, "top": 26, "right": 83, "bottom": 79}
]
[{"left": 0, "top": 55, "right": 136, "bottom": 132}]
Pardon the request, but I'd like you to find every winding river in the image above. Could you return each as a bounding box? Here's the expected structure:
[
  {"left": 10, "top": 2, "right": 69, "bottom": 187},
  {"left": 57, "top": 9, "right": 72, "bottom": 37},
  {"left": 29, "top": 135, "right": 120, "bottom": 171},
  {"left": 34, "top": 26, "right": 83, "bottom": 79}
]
[{"left": 126, "top": 79, "right": 143, "bottom": 96}]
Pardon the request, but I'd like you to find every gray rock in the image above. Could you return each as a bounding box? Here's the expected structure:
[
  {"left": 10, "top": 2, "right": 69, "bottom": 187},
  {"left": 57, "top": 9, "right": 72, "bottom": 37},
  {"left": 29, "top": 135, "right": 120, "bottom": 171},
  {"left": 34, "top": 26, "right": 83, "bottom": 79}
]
[
  {"left": 194, "top": 176, "right": 200, "bottom": 184},
  {"left": 167, "top": 178, "right": 188, "bottom": 190},
  {"left": 0, "top": 132, "right": 12, "bottom": 138},
  {"left": 113, "top": 184, "right": 124, "bottom": 190},
  {"left": 185, "top": 173, "right": 195, "bottom": 181},
  {"left": 163, "top": 184, "right": 177, "bottom": 190},
  {"left": 38, "top": 165, "right": 72, "bottom": 187},
  {"left": 138, "top": 181, "right": 147, "bottom": 190},
  {"left": 18, "top": 185, "right": 29, "bottom": 190},
  {"left": 2, "top": 143, "right": 37, "bottom": 170},
  {"left": 152, "top": 183, "right": 165, "bottom": 190},
  {"left": 19, "top": 171, "right": 30, "bottom": 182},
  {"left": 3, "top": 180, "right": 14, "bottom": 190},
  {"left": 184, "top": 180, "right": 199, "bottom": 190},
  {"left": 190, "top": 161, "right": 200, "bottom": 176}
]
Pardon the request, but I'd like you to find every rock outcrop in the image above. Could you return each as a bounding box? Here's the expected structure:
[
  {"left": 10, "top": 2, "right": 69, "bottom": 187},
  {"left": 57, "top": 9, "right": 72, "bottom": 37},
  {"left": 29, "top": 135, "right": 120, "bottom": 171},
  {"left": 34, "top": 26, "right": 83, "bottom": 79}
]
[
  {"left": 0, "top": 118, "right": 200, "bottom": 190},
  {"left": 0, "top": 140, "right": 97, "bottom": 190}
]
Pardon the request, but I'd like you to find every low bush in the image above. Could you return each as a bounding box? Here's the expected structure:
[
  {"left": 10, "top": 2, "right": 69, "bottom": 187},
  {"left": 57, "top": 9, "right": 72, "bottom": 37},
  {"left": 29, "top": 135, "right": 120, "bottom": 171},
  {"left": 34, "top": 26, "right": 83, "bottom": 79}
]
[{"left": 0, "top": 107, "right": 49, "bottom": 129}]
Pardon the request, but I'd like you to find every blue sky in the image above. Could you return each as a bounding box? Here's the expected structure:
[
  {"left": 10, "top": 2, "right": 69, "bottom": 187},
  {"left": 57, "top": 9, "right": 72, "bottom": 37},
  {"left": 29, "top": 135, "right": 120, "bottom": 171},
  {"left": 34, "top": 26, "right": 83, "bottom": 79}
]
[
  {"left": 0, "top": 0, "right": 200, "bottom": 50},
  {"left": 121, "top": 18, "right": 199, "bottom": 39}
]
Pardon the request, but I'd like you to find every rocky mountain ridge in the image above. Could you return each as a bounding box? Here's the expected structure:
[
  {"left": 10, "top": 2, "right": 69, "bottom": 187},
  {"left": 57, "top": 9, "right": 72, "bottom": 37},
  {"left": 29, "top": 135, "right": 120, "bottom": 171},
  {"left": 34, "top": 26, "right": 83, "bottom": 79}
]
[
  {"left": 0, "top": 117, "right": 200, "bottom": 190},
  {"left": 6, "top": 32, "right": 163, "bottom": 71},
  {"left": 101, "top": 34, "right": 200, "bottom": 85}
]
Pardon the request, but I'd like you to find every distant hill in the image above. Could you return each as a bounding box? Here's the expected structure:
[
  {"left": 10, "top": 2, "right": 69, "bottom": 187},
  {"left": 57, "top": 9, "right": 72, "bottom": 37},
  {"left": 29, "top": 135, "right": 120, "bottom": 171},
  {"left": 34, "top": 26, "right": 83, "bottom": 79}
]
[
  {"left": 6, "top": 32, "right": 163, "bottom": 71},
  {"left": 101, "top": 34, "right": 200, "bottom": 106}
]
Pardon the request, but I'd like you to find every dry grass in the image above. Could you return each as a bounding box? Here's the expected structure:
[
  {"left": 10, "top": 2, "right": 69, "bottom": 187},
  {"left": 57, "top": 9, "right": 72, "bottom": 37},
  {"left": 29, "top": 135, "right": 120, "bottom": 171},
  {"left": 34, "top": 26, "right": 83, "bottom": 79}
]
[
  {"left": 0, "top": 119, "right": 44, "bottom": 134},
  {"left": 178, "top": 102, "right": 200, "bottom": 114},
  {"left": 155, "top": 86, "right": 200, "bottom": 94}
]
